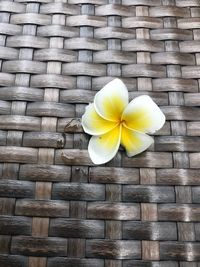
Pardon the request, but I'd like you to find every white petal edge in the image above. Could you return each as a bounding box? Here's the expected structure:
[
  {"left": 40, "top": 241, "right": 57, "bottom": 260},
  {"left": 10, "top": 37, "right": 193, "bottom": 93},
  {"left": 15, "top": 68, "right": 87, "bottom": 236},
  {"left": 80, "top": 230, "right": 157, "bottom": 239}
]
[
  {"left": 88, "top": 125, "right": 121, "bottom": 165},
  {"left": 82, "top": 103, "right": 118, "bottom": 136},
  {"left": 122, "top": 95, "right": 166, "bottom": 134},
  {"left": 94, "top": 78, "right": 129, "bottom": 122},
  {"left": 121, "top": 126, "right": 154, "bottom": 157}
]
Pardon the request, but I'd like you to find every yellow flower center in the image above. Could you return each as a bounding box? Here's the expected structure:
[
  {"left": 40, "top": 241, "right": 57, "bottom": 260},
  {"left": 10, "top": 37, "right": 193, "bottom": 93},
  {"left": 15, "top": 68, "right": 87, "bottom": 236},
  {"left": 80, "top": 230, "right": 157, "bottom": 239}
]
[{"left": 118, "top": 118, "right": 127, "bottom": 128}]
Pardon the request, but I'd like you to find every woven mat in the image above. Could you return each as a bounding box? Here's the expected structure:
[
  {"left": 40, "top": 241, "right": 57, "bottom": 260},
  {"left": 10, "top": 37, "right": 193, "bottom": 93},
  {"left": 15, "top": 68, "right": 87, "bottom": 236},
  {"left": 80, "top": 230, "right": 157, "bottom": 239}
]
[{"left": 0, "top": 0, "right": 200, "bottom": 266}]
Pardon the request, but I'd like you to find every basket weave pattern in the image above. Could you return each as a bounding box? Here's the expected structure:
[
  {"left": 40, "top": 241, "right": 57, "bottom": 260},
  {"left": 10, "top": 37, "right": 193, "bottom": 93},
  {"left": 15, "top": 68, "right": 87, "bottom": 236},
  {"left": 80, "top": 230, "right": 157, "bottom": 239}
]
[{"left": 0, "top": 0, "right": 200, "bottom": 266}]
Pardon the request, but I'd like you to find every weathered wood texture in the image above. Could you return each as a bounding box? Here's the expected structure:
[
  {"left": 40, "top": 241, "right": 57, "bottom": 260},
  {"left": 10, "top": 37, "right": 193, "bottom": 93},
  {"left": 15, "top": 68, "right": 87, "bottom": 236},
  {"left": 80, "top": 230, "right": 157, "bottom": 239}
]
[{"left": 0, "top": 0, "right": 200, "bottom": 266}]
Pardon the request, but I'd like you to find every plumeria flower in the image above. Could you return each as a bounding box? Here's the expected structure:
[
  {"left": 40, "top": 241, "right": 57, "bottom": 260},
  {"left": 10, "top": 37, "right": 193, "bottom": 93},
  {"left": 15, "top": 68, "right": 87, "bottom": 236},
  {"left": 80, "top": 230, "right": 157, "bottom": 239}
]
[{"left": 82, "top": 79, "right": 165, "bottom": 165}]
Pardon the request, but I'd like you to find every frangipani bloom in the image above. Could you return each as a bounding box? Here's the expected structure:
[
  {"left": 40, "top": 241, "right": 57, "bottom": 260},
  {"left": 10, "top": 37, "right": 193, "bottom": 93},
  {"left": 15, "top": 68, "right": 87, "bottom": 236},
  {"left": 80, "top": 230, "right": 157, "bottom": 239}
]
[{"left": 82, "top": 79, "right": 165, "bottom": 165}]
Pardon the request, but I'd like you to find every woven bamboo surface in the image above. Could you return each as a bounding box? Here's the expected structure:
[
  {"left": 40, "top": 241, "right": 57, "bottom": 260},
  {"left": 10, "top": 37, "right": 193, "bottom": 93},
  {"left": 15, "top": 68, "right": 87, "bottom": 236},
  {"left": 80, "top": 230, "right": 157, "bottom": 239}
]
[{"left": 0, "top": 0, "right": 200, "bottom": 266}]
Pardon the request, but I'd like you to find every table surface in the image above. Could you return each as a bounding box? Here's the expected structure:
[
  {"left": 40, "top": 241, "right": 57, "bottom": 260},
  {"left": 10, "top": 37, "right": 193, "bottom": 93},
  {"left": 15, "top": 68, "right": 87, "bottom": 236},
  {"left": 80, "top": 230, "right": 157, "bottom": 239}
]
[{"left": 0, "top": 0, "right": 200, "bottom": 266}]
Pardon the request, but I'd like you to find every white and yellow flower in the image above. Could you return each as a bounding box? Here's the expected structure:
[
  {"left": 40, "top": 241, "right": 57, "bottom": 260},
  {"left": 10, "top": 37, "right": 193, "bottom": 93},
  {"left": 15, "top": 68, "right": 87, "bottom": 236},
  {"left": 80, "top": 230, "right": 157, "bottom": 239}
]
[{"left": 82, "top": 78, "right": 165, "bottom": 165}]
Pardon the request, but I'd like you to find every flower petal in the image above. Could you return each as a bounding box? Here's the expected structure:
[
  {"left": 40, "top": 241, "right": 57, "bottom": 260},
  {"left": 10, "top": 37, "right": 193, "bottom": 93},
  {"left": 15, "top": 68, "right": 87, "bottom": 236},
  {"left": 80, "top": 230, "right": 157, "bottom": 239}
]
[
  {"left": 88, "top": 125, "right": 121, "bottom": 164},
  {"left": 121, "top": 126, "right": 154, "bottom": 157},
  {"left": 82, "top": 103, "right": 118, "bottom": 135},
  {"left": 94, "top": 78, "right": 129, "bottom": 122},
  {"left": 122, "top": 95, "right": 165, "bottom": 134}
]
